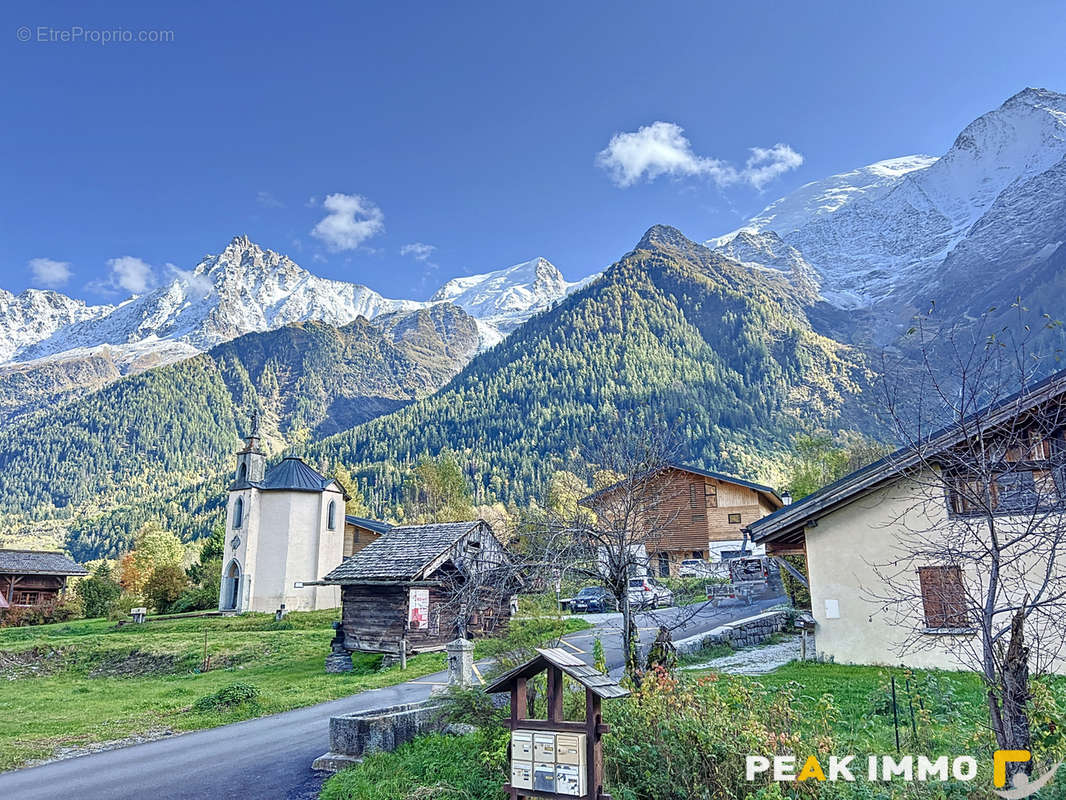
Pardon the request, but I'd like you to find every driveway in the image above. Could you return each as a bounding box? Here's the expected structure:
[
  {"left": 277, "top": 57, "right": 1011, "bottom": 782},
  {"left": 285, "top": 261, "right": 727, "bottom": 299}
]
[{"left": 0, "top": 591, "right": 785, "bottom": 800}]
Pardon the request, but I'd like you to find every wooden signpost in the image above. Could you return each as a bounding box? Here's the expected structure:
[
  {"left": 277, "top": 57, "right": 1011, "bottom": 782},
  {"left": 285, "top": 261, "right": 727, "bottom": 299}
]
[{"left": 485, "top": 647, "right": 629, "bottom": 800}]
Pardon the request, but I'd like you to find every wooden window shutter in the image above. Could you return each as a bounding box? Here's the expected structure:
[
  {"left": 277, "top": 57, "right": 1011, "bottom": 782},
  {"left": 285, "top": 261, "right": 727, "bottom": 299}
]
[
  {"left": 918, "top": 566, "right": 967, "bottom": 629},
  {"left": 689, "top": 484, "right": 699, "bottom": 509}
]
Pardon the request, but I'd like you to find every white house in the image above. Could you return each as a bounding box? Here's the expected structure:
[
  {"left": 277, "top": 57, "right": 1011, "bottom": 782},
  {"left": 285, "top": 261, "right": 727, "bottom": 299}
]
[
  {"left": 219, "top": 418, "right": 349, "bottom": 613},
  {"left": 748, "top": 370, "right": 1066, "bottom": 673}
]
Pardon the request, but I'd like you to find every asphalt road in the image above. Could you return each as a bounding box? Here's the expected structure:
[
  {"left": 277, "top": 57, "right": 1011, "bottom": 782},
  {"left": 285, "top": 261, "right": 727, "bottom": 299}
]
[{"left": 0, "top": 592, "right": 784, "bottom": 800}]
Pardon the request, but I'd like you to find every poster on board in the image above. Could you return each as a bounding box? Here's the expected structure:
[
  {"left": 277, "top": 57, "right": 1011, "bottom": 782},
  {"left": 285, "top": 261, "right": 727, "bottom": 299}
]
[{"left": 408, "top": 588, "right": 430, "bottom": 630}]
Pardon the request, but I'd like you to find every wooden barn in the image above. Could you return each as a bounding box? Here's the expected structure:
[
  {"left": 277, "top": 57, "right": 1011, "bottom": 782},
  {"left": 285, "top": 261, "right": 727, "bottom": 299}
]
[
  {"left": 0, "top": 549, "right": 88, "bottom": 610},
  {"left": 322, "top": 520, "right": 516, "bottom": 656}
]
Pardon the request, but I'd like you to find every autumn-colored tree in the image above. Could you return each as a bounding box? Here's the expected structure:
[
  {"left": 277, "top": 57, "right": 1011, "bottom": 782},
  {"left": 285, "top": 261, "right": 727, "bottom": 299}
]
[
  {"left": 118, "top": 523, "right": 185, "bottom": 595},
  {"left": 145, "top": 564, "right": 189, "bottom": 613}
]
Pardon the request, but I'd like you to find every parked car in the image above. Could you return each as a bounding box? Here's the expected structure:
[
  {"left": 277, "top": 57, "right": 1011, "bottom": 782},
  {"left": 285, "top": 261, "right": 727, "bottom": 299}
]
[
  {"left": 570, "top": 586, "right": 613, "bottom": 613},
  {"left": 627, "top": 577, "right": 674, "bottom": 609},
  {"left": 678, "top": 558, "right": 717, "bottom": 577}
]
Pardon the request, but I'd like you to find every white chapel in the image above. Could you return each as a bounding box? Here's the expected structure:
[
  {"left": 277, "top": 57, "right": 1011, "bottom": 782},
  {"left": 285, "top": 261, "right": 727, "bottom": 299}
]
[{"left": 219, "top": 416, "right": 348, "bottom": 613}]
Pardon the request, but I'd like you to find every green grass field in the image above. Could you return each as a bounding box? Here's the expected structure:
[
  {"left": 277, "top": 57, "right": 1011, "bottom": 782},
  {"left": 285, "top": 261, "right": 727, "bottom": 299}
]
[
  {"left": 0, "top": 610, "right": 448, "bottom": 771},
  {"left": 0, "top": 607, "right": 591, "bottom": 772}
]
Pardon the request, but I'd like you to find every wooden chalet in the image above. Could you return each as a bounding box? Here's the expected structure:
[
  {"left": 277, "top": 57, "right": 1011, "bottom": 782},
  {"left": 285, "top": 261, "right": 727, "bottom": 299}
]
[
  {"left": 343, "top": 515, "right": 391, "bottom": 558},
  {"left": 0, "top": 549, "right": 88, "bottom": 610},
  {"left": 579, "top": 463, "right": 782, "bottom": 576},
  {"left": 323, "top": 519, "right": 515, "bottom": 655}
]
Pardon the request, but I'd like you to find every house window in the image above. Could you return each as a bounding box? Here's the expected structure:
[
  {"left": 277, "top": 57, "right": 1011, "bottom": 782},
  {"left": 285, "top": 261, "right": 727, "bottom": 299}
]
[
  {"left": 692, "top": 550, "right": 704, "bottom": 559},
  {"left": 13, "top": 591, "right": 40, "bottom": 606},
  {"left": 238, "top": 462, "right": 247, "bottom": 481},
  {"left": 691, "top": 513, "right": 706, "bottom": 523},
  {"left": 728, "top": 512, "right": 742, "bottom": 524},
  {"left": 689, "top": 484, "right": 700, "bottom": 509},
  {"left": 327, "top": 500, "right": 337, "bottom": 530},
  {"left": 918, "top": 566, "right": 968, "bottom": 630},
  {"left": 233, "top": 497, "right": 244, "bottom": 529},
  {"left": 706, "top": 484, "right": 718, "bottom": 508},
  {"left": 995, "top": 471, "right": 1038, "bottom": 512}
]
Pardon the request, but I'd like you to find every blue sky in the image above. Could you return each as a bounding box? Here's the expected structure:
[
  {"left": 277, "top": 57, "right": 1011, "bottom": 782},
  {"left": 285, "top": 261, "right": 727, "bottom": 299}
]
[{"left": 3, "top": 1, "right": 1066, "bottom": 301}]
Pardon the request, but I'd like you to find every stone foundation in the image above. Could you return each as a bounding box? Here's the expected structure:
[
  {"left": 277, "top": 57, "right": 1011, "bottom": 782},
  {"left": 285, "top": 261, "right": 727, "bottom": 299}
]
[
  {"left": 312, "top": 700, "right": 445, "bottom": 772},
  {"left": 674, "top": 610, "right": 789, "bottom": 654}
]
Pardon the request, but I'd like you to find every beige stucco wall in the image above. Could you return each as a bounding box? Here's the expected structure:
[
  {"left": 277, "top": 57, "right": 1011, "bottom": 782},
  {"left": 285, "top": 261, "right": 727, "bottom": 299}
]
[
  {"left": 806, "top": 475, "right": 966, "bottom": 670},
  {"left": 806, "top": 471, "right": 1066, "bottom": 674},
  {"left": 221, "top": 487, "right": 344, "bottom": 614}
]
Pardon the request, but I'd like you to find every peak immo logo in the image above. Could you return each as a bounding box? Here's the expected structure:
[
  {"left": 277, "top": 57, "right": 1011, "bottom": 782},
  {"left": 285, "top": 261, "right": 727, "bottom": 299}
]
[
  {"left": 746, "top": 750, "right": 1060, "bottom": 797},
  {"left": 993, "top": 751, "right": 1061, "bottom": 799}
]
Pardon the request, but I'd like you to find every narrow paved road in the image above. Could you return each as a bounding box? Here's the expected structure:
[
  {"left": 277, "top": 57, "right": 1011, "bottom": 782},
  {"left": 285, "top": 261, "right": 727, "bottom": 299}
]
[{"left": 0, "top": 593, "right": 783, "bottom": 800}]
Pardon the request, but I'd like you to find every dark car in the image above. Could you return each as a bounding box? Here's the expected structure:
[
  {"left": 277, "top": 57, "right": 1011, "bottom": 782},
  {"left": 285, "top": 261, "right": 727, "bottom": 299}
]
[{"left": 570, "top": 586, "right": 612, "bottom": 613}]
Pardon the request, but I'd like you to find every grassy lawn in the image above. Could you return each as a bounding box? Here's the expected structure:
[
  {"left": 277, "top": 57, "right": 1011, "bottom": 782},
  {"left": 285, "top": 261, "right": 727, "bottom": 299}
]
[
  {"left": 0, "top": 607, "right": 592, "bottom": 772},
  {"left": 0, "top": 610, "right": 447, "bottom": 771}
]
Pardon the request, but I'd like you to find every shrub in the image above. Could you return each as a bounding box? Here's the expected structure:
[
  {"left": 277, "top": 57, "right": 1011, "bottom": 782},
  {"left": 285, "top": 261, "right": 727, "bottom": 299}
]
[
  {"left": 604, "top": 668, "right": 830, "bottom": 800},
  {"left": 192, "top": 682, "right": 261, "bottom": 713},
  {"left": 106, "top": 594, "right": 141, "bottom": 621},
  {"left": 77, "top": 563, "right": 122, "bottom": 618},
  {"left": 145, "top": 564, "right": 189, "bottom": 613},
  {"left": 0, "top": 598, "right": 80, "bottom": 628}
]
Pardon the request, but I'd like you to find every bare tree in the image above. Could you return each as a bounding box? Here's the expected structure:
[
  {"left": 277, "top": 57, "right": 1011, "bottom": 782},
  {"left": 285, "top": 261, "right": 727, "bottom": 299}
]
[
  {"left": 870, "top": 308, "right": 1066, "bottom": 775},
  {"left": 519, "top": 429, "right": 729, "bottom": 679}
]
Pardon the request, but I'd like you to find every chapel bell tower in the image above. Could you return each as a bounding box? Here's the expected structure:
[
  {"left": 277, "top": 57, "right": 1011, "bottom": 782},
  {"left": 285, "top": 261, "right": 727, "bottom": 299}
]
[{"left": 235, "top": 411, "right": 266, "bottom": 484}]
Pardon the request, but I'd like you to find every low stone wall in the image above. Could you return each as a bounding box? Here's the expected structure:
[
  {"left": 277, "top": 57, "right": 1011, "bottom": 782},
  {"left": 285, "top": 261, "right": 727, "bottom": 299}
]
[
  {"left": 674, "top": 610, "right": 789, "bottom": 655},
  {"left": 312, "top": 700, "right": 445, "bottom": 772}
]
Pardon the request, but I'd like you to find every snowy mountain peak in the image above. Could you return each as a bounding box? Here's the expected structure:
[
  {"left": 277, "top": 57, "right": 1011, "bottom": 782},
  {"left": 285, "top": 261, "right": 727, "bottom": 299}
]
[
  {"left": 430, "top": 256, "right": 589, "bottom": 333},
  {"left": 2, "top": 238, "right": 597, "bottom": 376},
  {"left": 709, "top": 87, "right": 1066, "bottom": 311}
]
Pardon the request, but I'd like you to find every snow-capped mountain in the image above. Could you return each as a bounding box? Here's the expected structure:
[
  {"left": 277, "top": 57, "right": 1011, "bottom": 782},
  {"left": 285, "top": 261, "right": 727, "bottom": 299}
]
[
  {"left": 711, "top": 88, "right": 1066, "bottom": 313},
  {"left": 431, "top": 257, "right": 595, "bottom": 343},
  {"left": 2, "top": 237, "right": 590, "bottom": 376},
  {"left": 0, "top": 289, "right": 114, "bottom": 363}
]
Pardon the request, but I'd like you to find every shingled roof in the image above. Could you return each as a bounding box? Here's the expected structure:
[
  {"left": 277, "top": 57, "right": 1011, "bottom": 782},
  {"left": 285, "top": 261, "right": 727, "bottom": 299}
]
[
  {"left": 0, "top": 550, "right": 88, "bottom": 577},
  {"left": 484, "top": 647, "right": 630, "bottom": 699},
  {"left": 580, "top": 462, "right": 781, "bottom": 508},
  {"left": 323, "top": 521, "right": 487, "bottom": 583},
  {"left": 345, "top": 515, "right": 392, "bottom": 535},
  {"left": 230, "top": 456, "right": 348, "bottom": 496}
]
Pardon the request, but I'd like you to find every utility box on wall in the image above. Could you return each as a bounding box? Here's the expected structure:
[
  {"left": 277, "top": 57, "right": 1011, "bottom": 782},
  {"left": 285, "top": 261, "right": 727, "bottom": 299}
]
[{"left": 485, "top": 647, "right": 630, "bottom": 800}]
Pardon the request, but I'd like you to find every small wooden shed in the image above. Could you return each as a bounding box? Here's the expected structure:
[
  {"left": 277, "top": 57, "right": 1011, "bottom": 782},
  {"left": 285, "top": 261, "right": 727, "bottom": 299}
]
[
  {"left": 323, "top": 520, "right": 515, "bottom": 655},
  {"left": 485, "top": 647, "right": 629, "bottom": 800},
  {"left": 0, "top": 550, "right": 88, "bottom": 609}
]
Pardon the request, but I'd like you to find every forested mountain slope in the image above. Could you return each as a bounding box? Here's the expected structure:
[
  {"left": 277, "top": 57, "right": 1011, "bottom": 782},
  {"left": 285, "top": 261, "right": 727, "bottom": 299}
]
[
  {"left": 306, "top": 225, "right": 875, "bottom": 511},
  {"left": 0, "top": 305, "right": 478, "bottom": 557}
]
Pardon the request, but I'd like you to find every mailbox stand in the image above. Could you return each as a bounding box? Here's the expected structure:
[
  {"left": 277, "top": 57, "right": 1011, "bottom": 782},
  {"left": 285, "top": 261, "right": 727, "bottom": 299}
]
[{"left": 485, "top": 647, "right": 629, "bottom": 800}]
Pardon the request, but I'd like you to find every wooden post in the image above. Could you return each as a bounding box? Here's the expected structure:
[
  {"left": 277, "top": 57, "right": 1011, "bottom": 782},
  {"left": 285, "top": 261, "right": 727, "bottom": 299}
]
[{"left": 547, "top": 666, "right": 563, "bottom": 723}]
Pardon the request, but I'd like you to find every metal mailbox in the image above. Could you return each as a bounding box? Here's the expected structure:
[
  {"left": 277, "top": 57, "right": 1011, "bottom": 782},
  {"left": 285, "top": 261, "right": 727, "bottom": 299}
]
[
  {"left": 533, "top": 732, "right": 556, "bottom": 761},
  {"left": 555, "top": 732, "right": 586, "bottom": 765},
  {"left": 510, "top": 760, "right": 533, "bottom": 790},
  {"left": 533, "top": 762, "right": 556, "bottom": 793},
  {"left": 512, "top": 730, "right": 534, "bottom": 760},
  {"left": 555, "top": 763, "right": 586, "bottom": 797}
]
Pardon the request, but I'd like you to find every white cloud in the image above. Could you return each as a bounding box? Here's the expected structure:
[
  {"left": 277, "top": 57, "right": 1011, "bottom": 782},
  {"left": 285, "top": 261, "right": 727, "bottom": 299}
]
[
  {"left": 742, "top": 144, "right": 805, "bottom": 189},
  {"left": 164, "top": 263, "right": 214, "bottom": 299},
  {"left": 256, "top": 190, "right": 285, "bottom": 208},
  {"left": 596, "top": 121, "right": 803, "bottom": 190},
  {"left": 29, "top": 257, "right": 72, "bottom": 288},
  {"left": 400, "top": 243, "right": 436, "bottom": 262},
  {"left": 310, "top": 193, "right": 385, "bottom": 251},
  {"left": 106, "top": 256, "right": 155, "bottom": 294}
]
